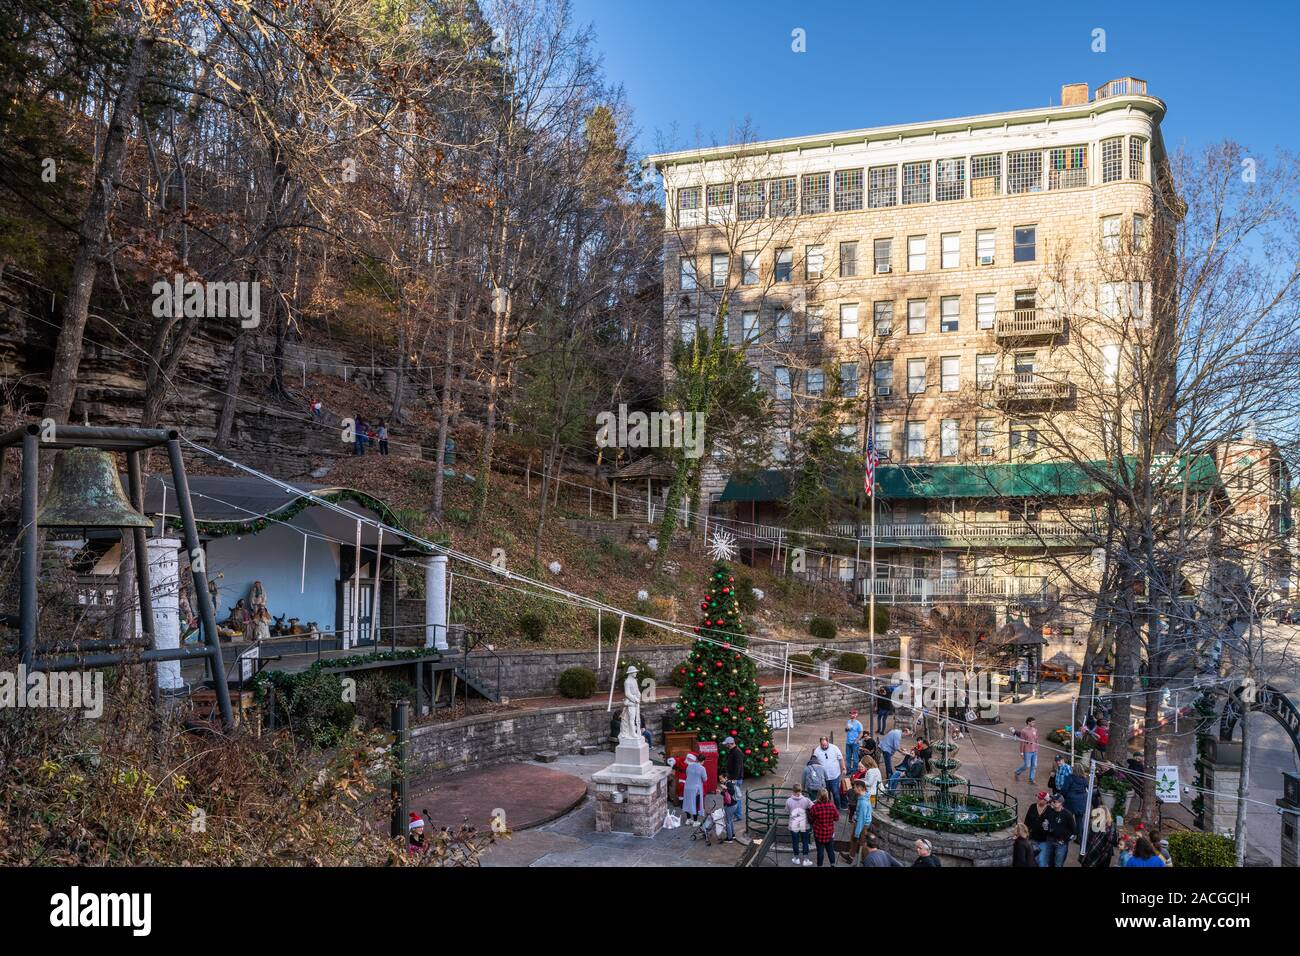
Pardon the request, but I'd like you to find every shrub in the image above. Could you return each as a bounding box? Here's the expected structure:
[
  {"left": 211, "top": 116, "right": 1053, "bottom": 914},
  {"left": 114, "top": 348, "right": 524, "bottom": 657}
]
[
  {"left": 788, "top": 653, "right": 814, "bottom": 674},
  {"left": 735, "top": 573, "right": 758, "bottom": 614},
  {"left": 558, "top": 667, "right": 598, "bottom": 699},
  {"left": 354, "top": 673, "right": 417, "bottom": 728},
  {"left": 809, "top": 617, "right": 838, "bottom": 641},
  {"left": 616, "top": 657, "right": 655, "bottom": 687},
  {"left": 670, "top": 659, "right": 692, "bottom": 688},
  {"left": 519, "top": 612, "right": 547, "bottom": 642},
  {"left": 1167, "top": 831, "right": 1235, "bottom": 867},
  {"left": 255, "top": 667, "right": 354, "bottom": 748},
  {"left": 863, "top": 604, "right": 890, "bottom": 631},
  {"left": 837, "top": 652, "right": 868, "bottom": 674}
]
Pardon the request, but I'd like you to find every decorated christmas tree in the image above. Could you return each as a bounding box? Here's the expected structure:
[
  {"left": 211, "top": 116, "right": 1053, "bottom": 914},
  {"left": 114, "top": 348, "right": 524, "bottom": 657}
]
[{"left": 671, "top": 541, "right": 779, "bottom": 777}]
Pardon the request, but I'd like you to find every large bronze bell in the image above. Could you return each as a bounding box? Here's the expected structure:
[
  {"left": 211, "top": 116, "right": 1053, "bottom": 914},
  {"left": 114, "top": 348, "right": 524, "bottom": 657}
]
[{"left": 37, "top": 447, "right": 154, "bottom": 528}]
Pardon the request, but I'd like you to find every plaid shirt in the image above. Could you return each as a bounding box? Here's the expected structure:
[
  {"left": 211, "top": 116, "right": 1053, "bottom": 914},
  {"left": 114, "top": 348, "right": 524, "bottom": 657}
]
[{"left": 809, "top": 800, "right": 840, "bottom": 843}]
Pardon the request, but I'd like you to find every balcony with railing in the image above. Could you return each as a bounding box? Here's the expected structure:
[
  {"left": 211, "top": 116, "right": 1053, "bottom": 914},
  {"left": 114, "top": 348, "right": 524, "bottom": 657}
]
[
  {"left": 860, "top": 574, "right": 1052, "bottom": 605},
  {"left": 1094, "top": 77, "right": 1147, "bottom": 100},
  {"left": 827, "top": 520, "right": 1096, "bottom": 547},
  {"left": 995, "top": 372, "right": 1074, "bottom": 405},
  {"left": 993, "top": 308, "right": 1064, "bottom": 341}
]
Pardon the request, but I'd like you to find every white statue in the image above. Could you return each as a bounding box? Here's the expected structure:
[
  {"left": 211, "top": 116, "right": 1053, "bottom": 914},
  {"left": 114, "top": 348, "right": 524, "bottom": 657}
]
[{"left": 618, "top": 665, "right": 642, "bottom": 740}]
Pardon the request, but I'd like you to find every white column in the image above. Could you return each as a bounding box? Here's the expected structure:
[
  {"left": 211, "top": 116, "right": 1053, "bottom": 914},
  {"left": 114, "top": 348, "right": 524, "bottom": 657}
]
[
  {"left": 425, "top": 554, "right": 448, "bottom": 650},
  {"left": 145, "top": 536, "right": 184, "bottom": 693}
]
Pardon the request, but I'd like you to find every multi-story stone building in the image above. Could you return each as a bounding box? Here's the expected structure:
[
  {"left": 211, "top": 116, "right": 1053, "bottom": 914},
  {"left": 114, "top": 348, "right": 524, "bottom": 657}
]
[{"left": 646, "top": 78, "right": 1172, "bottom": 666}]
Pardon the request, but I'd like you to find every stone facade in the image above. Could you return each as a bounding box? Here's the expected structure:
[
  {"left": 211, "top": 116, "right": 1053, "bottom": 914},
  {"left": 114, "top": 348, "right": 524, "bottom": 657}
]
[
  {"left": 873, "top": 804, "right": 1014, "bottom": 867},
  {"left": 592, "top": 765, "right": 672, "bottom": 837},
  {"left": 409, "top": 674, "right": 875, "bottom": 775},
  {"left": 645, "top": 79, "right": 1171, "bottom": 665}
]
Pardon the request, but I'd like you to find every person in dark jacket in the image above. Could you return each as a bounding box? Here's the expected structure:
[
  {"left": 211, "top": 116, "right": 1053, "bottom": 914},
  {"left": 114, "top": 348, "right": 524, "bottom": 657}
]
[
  {"left": 1060, "top": 765, "right": 1090, "bottom": 843},
  {"left": 1012, "top": 822, "right": 1038, "bottom": 867},
  {"left": 722, "top": 736, "right": 744, "bottom": 814},
  {"left": 1023, "top": 791, "right": 1051, "bottom": 867},
  {"left": 860, "top": 833, "right": 904, "bottom": 867},
  {"left": 912, "top": 838, "right": 941, "bottom": 867},
  {"left": 1040, "top": 793, "right": 1076, "bottom": 866}
]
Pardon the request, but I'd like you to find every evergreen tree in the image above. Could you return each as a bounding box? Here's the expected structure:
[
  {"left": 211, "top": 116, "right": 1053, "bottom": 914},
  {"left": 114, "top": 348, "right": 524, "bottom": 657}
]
[{"left": 671, "top": 560, "right": 779, "bottom": 776}]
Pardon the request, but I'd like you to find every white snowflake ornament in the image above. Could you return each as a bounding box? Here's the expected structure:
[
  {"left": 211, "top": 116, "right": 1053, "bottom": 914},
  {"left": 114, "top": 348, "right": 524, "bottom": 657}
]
[
  {"left": 547, "top": 561, "right": 562, "bottom": 575},
  {"left": 706, "top": 529, "right": 738, "bottom": 562},
  {"left": 636, "top": 589, "right": 649, "bottom": 602},
  {"left": 751, "top": 588, "right": 765, "bottom": 601}
]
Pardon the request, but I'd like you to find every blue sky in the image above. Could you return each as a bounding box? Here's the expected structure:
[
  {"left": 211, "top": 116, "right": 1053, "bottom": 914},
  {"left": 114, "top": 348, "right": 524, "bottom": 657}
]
[{"left": 572, "top": 0, "right": 1300, "bottom": 162}]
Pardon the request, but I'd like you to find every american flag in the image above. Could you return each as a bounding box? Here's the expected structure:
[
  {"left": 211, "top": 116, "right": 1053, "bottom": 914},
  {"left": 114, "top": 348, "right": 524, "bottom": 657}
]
[{"left": 864, "top": 434, "right": 880, "bottom": 497}]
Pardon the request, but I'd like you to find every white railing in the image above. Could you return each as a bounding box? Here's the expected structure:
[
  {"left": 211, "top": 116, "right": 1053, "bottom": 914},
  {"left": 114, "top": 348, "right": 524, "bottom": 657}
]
[
  {"left": 1094, "top": 77, "right": 1147, "bottom": 100},
  {"left": 993, "top": 308, "right": 1064, "bottom": 338},
  {"left": 860, "top": 575, "right": 1051, "bottom": 604},
  {"left": 996, "top": 372, "right": 1073, "bottom": 402},
  {"left": 828, "top": 521, "right": 1094, "bottom": 541}
]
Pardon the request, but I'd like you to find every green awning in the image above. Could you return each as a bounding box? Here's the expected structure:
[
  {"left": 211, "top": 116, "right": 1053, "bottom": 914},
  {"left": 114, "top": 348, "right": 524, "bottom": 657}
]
[{"left": 718, "top": 456, "right": 1220, "bottom": 504}]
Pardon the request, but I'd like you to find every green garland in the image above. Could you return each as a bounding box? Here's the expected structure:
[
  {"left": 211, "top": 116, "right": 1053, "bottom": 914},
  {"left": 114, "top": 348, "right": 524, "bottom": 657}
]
[{"left": 165, "top": 487, "right": 440, "bottom": 549}]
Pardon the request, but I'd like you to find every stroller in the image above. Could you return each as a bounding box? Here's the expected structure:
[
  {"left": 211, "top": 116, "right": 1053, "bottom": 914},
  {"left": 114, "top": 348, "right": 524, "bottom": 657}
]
[{"left": 690, "top": 794, "right": 728, "bottom": 844}]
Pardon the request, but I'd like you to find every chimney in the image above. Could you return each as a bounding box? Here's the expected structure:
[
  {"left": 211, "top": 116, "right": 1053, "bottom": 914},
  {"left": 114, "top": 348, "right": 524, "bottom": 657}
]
[{"left": 1060, "top": 83, "right": 1090, "bottom": 106}]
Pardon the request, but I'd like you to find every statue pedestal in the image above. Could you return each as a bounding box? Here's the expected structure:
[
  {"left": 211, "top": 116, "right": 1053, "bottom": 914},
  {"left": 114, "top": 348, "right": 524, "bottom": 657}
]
[{"left": 591, "top": 735, "right": 671, "bottom": 837}]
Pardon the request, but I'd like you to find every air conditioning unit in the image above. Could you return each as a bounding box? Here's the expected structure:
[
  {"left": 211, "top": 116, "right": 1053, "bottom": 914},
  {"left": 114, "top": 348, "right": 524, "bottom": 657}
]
[
  {"left": 877, "top": 385, "right": 892, "bottom": 397},
  {"left": 978, "top": 379, "right": 993, "bottom": 390},
  {"left": 979, "top": 446, "right": 994, "bottom": 456},
  {"left": 877, "top": 327, "right": 892, "bottom": 337},
  {"left": 876, "top": 264, "right": 892, "bottom": 274},
  {"left": 978, "top": 254, "right": 995, "bottom": 266}
]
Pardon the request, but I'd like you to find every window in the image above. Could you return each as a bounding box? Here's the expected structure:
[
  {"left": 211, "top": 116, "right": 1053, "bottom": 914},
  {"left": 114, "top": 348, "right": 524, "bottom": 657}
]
[
  {"left": 770, "top": 176, "right": 797, "bottom": 216},
  {"left": 775, "top": 366, "right": 792, "bottom": 400},
  {"left": 976, "top": 419, "right": 996, "bottom": 456},
  {"left": 1128, "top": 137, "right": 1147, "bottom": 181},
  {"left": 775, "top": 310, "right": 792, "bottom": 342},
  {"left": 1130, "top": 411, "right": 1143, "bottom": 451},
  {"left": 839, "top": 303, "right": 859, "bottom": 339},
  {"left": 1099, "top": 282, "right": 1121, "bottom": 320},
  {"left": 711, "top": 253, "right": 729, "bottom": 288},
  {"left": 907, "top": 357, "right": 927, "bottom": 394},
  {"left": 868, "top": 165, "right": 897, "bottom": 208},
  {"left": 976, "top": 353, "right": 997, "bottom": 389},
  {"left": 838, "top": 424, "right": 859, "bottom": 452},
  {"left": 873, "top": 301, "right": 893, "bottom": 336},
  {"left": 679, "top": 318, "right": 697, "bottom": 344},
  {"left": 1101, "top": 215, "right": 1121, "bottom": 254},
  {"left": 873, "top": 238, "right": 892, "bottom": 274},
  {"left": 804, "top": 244, "right": 824, "bottom": 280},
  {"left": 873, "top": 421, "right": 892, "bottom": 459},
  {"left": 839, "top": 241, "right": 858, "bottom": 278},
  {"left": 1130, "top": 281, "right": 1147, "bottom": 320},
  {"left": 940, "top": 553, "right": 960, "bottom": 581},
  {"left": 741, "top": 251, "right": 760, "bottom": 285},
  {"left": 1101, "top": 138, "right": 1123, "bottom": 183},
  {"left": 1008, "top": 149, "right": 1043, "bottom": 194},
  {"left": 1048, "top": 145, "right": 1088, "bottom": 190},
  {"left": 941, "top": 232, "right": 960, "bottom": 269},
  {"left": 1013, "top": 226, "right": 1036, "bottom": 263},
  {"left": 801, "top": 172, "right": 830, "bottom": 214},
  {"left": 1010, "top": 418, "right": 1039, "bottom": 456},
  {"left": 807, "top": 368, "right": 824, "bottom": 395},
  {"left": 677, "top": 186, "right": 701, "bottom": 212},
  {"left": 971, "top": 153, "right": 1001, "bottom": 197},
  {"left": 679, "top": 257, "right": 697, "bottom": 291},
  {"left": 1101, "top": 343, "right": 1120, "bottom": 383},
  {"left": 742, "top": 311, "right": 758, "bottom": 342},
  {"left": 1132, "top": 214, "right": 1147, "bottom": 251},
  {"left": 874, "top": 359, "right": 894, "bottom": 393},
  {"left": 936, "top": 157, "right": 965, "bottom": 201},
  {"left": 839, "top": 362, "right": 859, "bottom": 398},
  {"left": 1014, "top": 288, "right": 1037, "bottom": 311},
  {"left": 976, "top": 229, "right": 995, "bottom": 265},
  {"left": 706, "top": 183, "right": 733, "bottom": 218},
  {"left": 902, "top": 161, "right": 930, "bottom": 204},
  {"left": 1014, "top": 351, "right": 1037, "bottom": 376},
  {"left": 774, "top": 248, "right": 793, "bottom": 283},
  {"left": 906, "top": 421, "right": 926, "bottom": 459},
  {"left": 907, "top": 235, "right": 926, "bottom": 271},
  {"left": 940, "top": 296, "right": 960, "bottom": 333},
  {"left": 738, "top": 180, "right": 765, "bottom": 220},
  {"left": 835, "top": 168, "right": 864, "bottom": 211},
  {"left": 941, "top": 419, "right": 959, "bottom": 457},
  {"left": 976, "top": 293, "right": 996, "bottom": 330},
  {"left": 907, "top": 299, "right": 926, "bottom": 334},
  {"left": 940, "top": 355, "right": 961, "bottom": 392},
  {"left": 806, "top": 307, "right": 824, "bottom": 336},
  {"left": 773, "top": 429, "right": 789, "bottom": 463}
]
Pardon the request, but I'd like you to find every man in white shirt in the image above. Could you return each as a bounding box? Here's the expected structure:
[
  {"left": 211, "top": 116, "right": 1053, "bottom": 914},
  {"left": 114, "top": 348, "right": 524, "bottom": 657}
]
[{"left": 812, "top": 736, "right": 846, "bottom": 809}]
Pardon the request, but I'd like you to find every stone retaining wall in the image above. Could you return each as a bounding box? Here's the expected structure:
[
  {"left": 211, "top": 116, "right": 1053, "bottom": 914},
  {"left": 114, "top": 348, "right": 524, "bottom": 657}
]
[
  {"left": 410, "top": 674, "right": 876, "bottom": 776},
  {"left": 873, "top": 805, "right": 1014, "bottom": 867},
  {"left": 462, "top": 636, "right": 901, "bottom": 701}
]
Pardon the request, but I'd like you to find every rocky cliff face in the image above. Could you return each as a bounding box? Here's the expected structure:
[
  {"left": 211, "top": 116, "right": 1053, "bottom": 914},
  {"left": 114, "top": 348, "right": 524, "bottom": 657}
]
[{"left": 0, "top": 272, "right": 430, "bottom": 479}]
